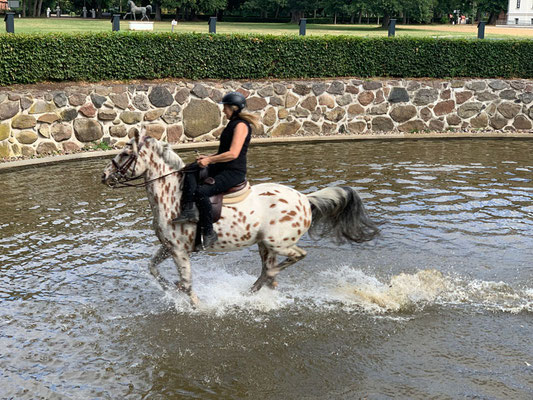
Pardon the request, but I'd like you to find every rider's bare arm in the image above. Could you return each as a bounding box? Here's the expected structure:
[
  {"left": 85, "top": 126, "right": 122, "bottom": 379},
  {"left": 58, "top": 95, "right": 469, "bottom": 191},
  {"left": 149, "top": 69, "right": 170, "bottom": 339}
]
[{"left": 198, "top": 122, "right": 248, "bottom": 167}]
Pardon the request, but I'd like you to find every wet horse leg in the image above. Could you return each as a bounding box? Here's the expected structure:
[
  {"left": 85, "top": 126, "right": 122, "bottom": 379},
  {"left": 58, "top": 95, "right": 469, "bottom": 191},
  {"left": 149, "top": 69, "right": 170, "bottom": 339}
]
[
  {"left": 251, "top": 242, "right": 277, "bottom": 292},
  {"left": 170, "top": 250, "right": 199, "bottom": 306},
  {"left": 149, "top": 245, "right": 171, "bottom": 290},
  {"left": 264, "top": 245, "right": 307, "bottom": 288}
]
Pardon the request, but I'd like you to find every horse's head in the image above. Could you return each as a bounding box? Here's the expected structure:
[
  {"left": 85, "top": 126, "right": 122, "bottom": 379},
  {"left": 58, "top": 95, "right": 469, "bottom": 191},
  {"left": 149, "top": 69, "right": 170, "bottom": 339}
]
[{"left": 101, "top": 130, "right": 149, "bottom": 187}]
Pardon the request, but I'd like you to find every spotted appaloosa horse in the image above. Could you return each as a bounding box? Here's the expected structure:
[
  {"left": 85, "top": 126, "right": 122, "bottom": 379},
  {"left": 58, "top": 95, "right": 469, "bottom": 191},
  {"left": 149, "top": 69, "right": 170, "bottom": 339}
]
[{"left": 102, "top": 131, "right": 380, "bottom": 305}]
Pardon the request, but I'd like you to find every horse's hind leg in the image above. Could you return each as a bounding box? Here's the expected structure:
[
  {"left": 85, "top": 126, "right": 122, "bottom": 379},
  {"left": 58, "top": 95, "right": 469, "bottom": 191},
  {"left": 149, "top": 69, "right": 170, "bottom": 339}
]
[
  {"left": 265, "top": 245, "right": 307, "bottom": 289},
  {"left": 251, "top": 242, "right": 277, "bottom": 293},
  {"left": 149, "top": 245, "right": 171, "bottom": 290}
]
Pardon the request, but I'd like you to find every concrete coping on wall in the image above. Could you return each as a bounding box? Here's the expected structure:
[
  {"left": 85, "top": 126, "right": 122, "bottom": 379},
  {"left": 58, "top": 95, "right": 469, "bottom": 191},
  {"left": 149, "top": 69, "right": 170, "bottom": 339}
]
[{"left": 1, "top": 132, "right": 532, "bottom": 172}]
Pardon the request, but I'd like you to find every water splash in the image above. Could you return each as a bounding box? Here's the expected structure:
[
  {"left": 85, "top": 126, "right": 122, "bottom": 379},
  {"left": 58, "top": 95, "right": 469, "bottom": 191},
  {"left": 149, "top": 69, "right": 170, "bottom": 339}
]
[
  {"left": 334, "top": 269, "right": 448, "bottom": 313},
  {"left": 329, "top": 267, "right": 533, "bottom": 315},
  {"left": 157, "top": 263, "right": 533, "bottom": 316}
]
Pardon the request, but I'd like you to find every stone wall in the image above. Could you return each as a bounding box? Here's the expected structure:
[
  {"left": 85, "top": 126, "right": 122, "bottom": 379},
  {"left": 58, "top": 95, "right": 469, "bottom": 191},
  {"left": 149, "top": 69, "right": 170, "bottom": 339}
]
[{"left": 1, "top": 78, "right": 533, "bottom": 159}]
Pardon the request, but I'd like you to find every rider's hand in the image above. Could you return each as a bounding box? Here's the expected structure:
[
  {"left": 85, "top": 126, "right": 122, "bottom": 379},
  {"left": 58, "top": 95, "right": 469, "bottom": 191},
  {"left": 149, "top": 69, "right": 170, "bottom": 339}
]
[{"left": 197, "top": 156, "right": 210, "bottom": 168}]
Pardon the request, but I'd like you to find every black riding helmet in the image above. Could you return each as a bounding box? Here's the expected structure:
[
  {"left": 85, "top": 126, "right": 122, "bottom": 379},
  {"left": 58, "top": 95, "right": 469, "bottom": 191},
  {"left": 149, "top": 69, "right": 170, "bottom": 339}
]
[{"left": 220, "top": 91, "right": 246, "bottom": 111}]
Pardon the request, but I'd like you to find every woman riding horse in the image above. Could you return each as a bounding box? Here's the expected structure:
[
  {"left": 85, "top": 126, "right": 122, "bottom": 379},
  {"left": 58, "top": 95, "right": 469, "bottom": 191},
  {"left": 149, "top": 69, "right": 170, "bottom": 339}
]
[{"left": 173, "top": 92, "right": 260, "bottom": 247}]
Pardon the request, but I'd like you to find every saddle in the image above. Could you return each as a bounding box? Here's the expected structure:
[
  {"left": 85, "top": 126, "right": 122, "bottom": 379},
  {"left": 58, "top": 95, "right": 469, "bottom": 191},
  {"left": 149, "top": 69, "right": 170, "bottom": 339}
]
[{"left": 198, "top": 167, "right": 251, "bottom": 223}]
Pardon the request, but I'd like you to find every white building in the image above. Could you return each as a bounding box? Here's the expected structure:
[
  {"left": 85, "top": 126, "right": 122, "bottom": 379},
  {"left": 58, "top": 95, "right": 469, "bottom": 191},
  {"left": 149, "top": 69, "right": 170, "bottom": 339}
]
[{"left": 507, "top": 0, "right": 533, "bottom": 25}]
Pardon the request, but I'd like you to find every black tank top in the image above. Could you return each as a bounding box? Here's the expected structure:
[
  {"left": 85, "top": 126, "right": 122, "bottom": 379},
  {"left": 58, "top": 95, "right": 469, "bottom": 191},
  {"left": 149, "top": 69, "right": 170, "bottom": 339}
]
[{"left": 212, "top": 118, "right": 251, "bottom": 175}]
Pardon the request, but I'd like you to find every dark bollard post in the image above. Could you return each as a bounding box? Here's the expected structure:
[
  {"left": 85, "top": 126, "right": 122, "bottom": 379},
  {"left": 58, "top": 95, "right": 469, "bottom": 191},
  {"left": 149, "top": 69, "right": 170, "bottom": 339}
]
[
  {"left": 111, "top": 14, "right": 121, "bottom": 31},
  {"left": 208, "top": 16, "right": 216, "bottom": 34},
  {"left": 299, "top": 18, "right": 306, "bottom": 36},
  {"left": 4, "top": 12, "right": 14, "bottom": 33},
  {"left": 388, "top": 18, "right": 396, "bottom": 37},
  {"left": 477, "top": 21, "right": 486, "bottom": 39}
]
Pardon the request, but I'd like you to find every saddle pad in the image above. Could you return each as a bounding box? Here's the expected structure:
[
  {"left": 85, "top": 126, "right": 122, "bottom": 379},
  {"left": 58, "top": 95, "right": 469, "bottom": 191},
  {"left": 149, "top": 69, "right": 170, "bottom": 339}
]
[{"left": 223, "top": 182, "right": 251, "bottom": 204}]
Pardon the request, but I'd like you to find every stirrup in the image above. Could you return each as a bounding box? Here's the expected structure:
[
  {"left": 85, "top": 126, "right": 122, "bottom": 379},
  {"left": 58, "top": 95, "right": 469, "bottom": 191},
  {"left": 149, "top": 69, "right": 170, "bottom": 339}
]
[{"left": 201, "top": 230, "right": 218, "bottom": 249}]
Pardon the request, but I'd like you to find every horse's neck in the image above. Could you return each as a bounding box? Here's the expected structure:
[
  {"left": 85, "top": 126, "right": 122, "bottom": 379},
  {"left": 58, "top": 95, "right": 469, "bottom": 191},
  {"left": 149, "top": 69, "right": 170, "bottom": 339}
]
[{"left": 144, "top": 148, "right": 183, "bottom": 221}]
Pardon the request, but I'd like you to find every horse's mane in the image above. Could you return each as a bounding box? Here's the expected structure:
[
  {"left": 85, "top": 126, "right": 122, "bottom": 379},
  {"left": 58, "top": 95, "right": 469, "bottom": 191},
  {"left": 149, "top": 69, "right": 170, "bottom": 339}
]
[{"left": 145, "top": 136, "right": 185, "bottom": 171}]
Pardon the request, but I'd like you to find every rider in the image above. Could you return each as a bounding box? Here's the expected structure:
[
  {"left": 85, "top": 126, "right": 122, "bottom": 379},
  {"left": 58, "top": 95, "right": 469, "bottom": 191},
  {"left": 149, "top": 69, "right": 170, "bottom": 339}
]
[{"left": 173, "top": 91, "right": 260, "bottom": 247}]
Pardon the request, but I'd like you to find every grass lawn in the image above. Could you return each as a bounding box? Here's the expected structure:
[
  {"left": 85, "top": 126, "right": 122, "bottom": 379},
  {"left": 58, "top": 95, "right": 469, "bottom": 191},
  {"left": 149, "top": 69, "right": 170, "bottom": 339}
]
[{"left": 5, "top": 18, "right": 533, "bottom": 39}]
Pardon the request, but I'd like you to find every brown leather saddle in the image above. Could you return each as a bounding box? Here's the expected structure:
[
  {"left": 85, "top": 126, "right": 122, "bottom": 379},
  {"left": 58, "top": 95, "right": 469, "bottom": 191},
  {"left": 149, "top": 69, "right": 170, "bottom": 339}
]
[{"left": 198, "top": 167, "right": 247, "bottom": 223}]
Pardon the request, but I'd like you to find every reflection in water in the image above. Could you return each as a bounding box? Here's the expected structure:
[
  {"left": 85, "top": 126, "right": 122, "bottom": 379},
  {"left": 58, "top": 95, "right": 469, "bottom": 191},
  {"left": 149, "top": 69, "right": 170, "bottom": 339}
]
[{"left": 1, "top": 139, "right": 532, "bottom": 399}]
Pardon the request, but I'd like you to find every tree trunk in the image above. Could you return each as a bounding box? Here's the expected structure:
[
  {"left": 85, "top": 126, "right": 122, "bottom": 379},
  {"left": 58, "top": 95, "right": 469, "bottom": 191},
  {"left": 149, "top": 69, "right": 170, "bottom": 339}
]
[
  {"left": 334, "top": 12, "right": 337, "bottom": 24},
  {"left": 402, "top": 12, "right": 407, "bottom": 24},
  {"left": 366, "top": 13, "right": 369, "bottom": 24},
  {"left": 358, "top": 10, "right": 362, "bottom": 24},
  {"left": 488, "top": 12, "right": 497, "bottom": 25},
  {"left": 155, "top": 2, "right": 161, "bottom": 21},
  {"left": 22, "top": 0, "right": 26, "bottom": 17},
  {"left": 291, "top": 9, "right": 304, "bottom": 24},
  {"left": 381, "top": 13, "right": 390, "bottom": 28},
  {"left": 37, "top": 0, "right": 43, "bottom": 16}
]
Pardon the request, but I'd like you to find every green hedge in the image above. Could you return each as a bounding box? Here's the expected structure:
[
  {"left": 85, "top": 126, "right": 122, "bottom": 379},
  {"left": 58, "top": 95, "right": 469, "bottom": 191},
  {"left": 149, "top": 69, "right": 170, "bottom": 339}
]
[{"left": 0, "top": 33, "right": 532, "bottom": 85}]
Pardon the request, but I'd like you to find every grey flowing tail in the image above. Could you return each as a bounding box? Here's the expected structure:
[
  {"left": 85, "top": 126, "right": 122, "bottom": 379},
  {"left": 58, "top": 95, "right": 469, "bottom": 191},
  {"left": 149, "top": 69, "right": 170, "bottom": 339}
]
[{"left": 307, "top": 187, "right": 380, "bottom": 244}]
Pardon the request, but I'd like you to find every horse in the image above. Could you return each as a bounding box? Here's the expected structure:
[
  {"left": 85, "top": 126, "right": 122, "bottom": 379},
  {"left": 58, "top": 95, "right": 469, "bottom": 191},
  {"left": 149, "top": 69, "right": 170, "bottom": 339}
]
[
  {"left": 123, "top": 0, "right": 152, "bottom": 21},
  {"left": 101, "top": 130, "right": 380, "bottom": 306}
]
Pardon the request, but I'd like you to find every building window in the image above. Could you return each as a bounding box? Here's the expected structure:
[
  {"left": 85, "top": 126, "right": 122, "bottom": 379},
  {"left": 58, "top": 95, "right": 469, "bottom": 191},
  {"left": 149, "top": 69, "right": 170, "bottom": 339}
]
[
  {"left": 516, "top": 0, "right": 520, "bottom": 8},
  {"left": 515, "top": 18, "right": 519, "bottom": 24}
]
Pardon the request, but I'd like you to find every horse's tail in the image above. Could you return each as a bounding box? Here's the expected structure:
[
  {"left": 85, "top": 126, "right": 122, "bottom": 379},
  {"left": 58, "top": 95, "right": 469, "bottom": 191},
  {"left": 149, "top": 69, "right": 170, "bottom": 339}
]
[{"left": 306, "top": 187, "right": 380, "bottom": 244}]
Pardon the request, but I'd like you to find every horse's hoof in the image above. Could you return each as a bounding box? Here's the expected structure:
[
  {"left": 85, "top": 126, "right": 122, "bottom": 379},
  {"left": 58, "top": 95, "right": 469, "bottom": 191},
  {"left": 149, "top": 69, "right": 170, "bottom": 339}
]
[
  {"left": 250, "top": 279, "right": 265, "bottom": 293},
  {"left": 189, "top": 292, "right": 200, "bottom": 307},
  {"left": 175, "top": 280, "right": 191, "bottom": 294},
  {"left": 268, "top": 280, "right": 279, "bottom": 289}
]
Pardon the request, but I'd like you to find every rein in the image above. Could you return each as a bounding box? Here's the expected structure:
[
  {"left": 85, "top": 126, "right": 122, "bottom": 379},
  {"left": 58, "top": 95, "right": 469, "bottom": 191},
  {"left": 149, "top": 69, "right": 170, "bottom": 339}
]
[{"left": 111, "top": 169, "right": 184, "bottom": 189}]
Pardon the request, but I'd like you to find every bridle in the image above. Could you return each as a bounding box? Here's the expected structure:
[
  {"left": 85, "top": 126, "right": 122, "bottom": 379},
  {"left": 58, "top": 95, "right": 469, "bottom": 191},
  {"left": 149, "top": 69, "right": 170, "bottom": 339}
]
[{"left": 108, "top": 139, "right": 184, "bottom": 189}]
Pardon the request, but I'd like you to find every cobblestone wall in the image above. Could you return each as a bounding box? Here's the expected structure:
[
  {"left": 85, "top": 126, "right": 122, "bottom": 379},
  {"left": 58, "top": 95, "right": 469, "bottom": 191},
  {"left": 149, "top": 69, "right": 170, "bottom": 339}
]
[{"left": 1, "top": 78, "right": 532, "bottom": 158}]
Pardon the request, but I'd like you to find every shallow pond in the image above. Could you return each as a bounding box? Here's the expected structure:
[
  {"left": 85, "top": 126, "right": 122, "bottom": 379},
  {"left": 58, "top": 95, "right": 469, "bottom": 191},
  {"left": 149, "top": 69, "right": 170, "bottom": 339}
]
[{"left": 1, "top": 139, "right": 532, "bottom": 399}]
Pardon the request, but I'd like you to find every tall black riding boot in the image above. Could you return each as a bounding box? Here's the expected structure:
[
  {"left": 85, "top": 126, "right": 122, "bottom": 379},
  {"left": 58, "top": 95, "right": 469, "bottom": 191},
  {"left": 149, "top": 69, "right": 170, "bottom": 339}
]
[
  {"left": 202, "top": 228, "right": 218, "bottom": 249},
  {"left": 172, "top": 202, "right": 199, "bottom": 223}
]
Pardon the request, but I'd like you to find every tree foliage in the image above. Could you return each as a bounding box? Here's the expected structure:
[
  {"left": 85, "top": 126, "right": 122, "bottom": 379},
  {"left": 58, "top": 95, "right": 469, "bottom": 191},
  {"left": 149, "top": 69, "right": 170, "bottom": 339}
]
[{"left": 14, "top": 0, "right": 509, "bottom": 24}]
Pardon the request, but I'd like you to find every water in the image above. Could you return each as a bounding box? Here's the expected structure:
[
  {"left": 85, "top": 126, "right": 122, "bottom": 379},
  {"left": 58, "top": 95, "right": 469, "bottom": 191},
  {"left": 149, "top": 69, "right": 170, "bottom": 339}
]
[{"left": 1, "top": 139, "right": 532, "bottom": 399}]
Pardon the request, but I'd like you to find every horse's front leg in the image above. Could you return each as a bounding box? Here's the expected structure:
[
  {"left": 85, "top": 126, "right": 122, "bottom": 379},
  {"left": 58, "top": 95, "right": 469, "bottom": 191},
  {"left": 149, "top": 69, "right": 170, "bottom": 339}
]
[
  {"left": 149, "top": 245, "right": 171, "bottom": 290},
  {"left": 171, "top": 250, "right": 199, "bottom": 306}
]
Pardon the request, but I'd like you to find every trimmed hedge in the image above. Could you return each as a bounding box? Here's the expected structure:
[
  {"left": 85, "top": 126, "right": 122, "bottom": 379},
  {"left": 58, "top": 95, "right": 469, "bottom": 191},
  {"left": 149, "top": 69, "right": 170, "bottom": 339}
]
[{"left": 0, "top": 32, "right": 532, "bottom": 85}]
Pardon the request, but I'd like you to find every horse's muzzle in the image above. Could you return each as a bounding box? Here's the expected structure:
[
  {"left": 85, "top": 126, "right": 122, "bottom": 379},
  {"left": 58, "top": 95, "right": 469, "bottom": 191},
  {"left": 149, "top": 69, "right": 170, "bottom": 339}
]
[{"left": 101, "top": 172, "right": 118, "bottom": 187}]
